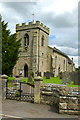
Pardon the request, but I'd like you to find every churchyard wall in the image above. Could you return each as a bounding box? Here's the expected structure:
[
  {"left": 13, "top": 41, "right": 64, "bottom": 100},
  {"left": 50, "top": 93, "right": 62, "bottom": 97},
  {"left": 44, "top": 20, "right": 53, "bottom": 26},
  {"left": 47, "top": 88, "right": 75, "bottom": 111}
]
[{"left": 40, "top": 84, "right": 80, "bottom": 115}]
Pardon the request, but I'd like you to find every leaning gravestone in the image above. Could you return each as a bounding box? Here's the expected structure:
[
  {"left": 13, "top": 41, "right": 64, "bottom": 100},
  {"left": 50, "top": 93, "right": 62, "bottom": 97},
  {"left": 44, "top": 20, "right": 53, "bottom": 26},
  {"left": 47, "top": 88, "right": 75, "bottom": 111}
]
[{"left": 46, "top": 71, "right": 50, "bottom": 79}]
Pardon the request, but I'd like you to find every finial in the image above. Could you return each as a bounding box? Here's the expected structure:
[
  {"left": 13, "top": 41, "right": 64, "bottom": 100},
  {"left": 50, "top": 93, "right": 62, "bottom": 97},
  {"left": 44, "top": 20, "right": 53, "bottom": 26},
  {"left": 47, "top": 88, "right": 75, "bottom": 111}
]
[{"left": 32, "top": 13, "right": 34, "bottom": 23}]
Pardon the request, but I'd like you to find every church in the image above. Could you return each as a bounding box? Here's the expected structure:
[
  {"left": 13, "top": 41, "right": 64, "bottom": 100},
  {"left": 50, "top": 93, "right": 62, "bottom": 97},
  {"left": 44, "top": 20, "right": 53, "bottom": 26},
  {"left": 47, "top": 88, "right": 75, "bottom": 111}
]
[{"left": 13, "top": 20, "right": 75, "bottom": 77}]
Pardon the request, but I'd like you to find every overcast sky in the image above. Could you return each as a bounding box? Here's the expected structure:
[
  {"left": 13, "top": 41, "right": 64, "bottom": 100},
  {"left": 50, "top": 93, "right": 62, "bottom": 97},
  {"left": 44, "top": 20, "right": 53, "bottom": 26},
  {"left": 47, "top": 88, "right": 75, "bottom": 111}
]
[{"left": 0, "top": 0, "right": 78, "bottom": 67}]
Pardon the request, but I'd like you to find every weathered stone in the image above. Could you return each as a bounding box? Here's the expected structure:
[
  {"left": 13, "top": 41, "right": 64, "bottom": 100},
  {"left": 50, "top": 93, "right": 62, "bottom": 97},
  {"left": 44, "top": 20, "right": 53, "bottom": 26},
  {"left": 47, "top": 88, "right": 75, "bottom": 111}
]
[
  {"left": 59, "top": 109, "right": 68, "bottom": 114},
  {"left": 67, "top": 110, "right": 80, "bottom": 115},
  {"left": 28, "top": 73, "right": 32, "bottom": 82},
  {"left": 59, "top": 103, "right": 67, "bottom": 110},
  {"left": 45, "top": 87, "right": 52, "bottom": 91},
  {"left": 67, "top": 104, "right": 79, "bottom": 110},
  {"left": 59, "top": 109, "right": 80, "bottom": 115},
  {"left": 68, "top": 91, "right": 80, "bottom": 97},
  {"left": 59, "top": 87, "right": 70, "bottom": 96},
  {"left": 41, "top": 91, "right": 53, "bottom": 96},
  {"left": 60, "top": 96, "right": 69, "bottom": 103},
  {"left": 53, "top": 91, "right": 59, "bottom": 97},
  {"left": 1, "top": 74, "right": 8, "bottom": 79},
  {"left": 53, "top": 97, "right": 59, "bottom": 105},
  {"left": 0, "top": 74, "right": 8, "bottom": 100},
  {"left": 68, "top": 97, "right": 78, "bottom": 104},
  {"left": 40, "top": 84, "right": 79, "bottom": 115},
  {"left": 45, "top": 71, "right": 51, "bottom": 79},
  {"left": 62, "top": 72, "right": 72, "bottom": 84},
  {"left": 34, "top": 76, "right": 43, "bottom": 104}
]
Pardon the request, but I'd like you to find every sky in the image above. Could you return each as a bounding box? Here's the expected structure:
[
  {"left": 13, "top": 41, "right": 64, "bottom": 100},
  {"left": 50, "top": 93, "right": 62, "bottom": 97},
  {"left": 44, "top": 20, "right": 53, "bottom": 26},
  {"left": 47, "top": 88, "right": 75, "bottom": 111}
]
[{"left": 0, "top": 0, "right": 79, "bottom": 67}]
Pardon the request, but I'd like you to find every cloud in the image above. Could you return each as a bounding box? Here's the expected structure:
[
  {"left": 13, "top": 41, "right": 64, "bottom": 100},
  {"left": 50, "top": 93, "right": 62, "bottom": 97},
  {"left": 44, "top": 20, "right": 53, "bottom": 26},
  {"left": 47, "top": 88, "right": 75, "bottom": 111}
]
[
  {"left": 49, "top": 44, "right": 78, "bottom": 56},
  {"left": 39, "top": 11, "right": 77, "bottom": 28},
  {"left": 0, "top": 1, "right": 78, "bottom": 67}
]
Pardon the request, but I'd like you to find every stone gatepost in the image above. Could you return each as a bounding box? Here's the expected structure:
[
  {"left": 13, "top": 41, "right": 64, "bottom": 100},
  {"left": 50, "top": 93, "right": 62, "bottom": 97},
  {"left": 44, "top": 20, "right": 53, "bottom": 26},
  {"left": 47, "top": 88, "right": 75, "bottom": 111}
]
[
  {"left": 34, "top": 76, "right": 43, "bottom": 104},
  {"left": 0, "top": 74, "right": 8, "bottom": 100}
]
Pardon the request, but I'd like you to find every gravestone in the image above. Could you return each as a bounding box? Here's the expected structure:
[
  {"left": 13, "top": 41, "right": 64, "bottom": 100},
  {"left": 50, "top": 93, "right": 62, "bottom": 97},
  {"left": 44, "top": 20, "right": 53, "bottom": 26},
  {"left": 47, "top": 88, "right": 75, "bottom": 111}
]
[
  {"left": 28, "top": 71, "right": 33, "bottom": 82},
  {"left": 62, "top": 71, "right": 80, "bottom": 85},
  {"left": 59, "top": 72, "right": 63, "bottom": 79},
  {"left": 45, "top": 71, "right": 50, "bottom": 79},
  {"left": 62, "top": 72, "right": 71, "bottom": 84},
  {"left": 71, "top": 71, "right": 80, "bottom": 85}
]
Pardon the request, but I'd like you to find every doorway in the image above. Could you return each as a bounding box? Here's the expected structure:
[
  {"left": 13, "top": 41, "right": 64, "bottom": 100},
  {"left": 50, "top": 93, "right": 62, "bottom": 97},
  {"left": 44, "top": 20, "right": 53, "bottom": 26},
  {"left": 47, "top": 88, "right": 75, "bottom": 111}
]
[{"left": 24, "top": 64, "right": 28, "bottom": 77}]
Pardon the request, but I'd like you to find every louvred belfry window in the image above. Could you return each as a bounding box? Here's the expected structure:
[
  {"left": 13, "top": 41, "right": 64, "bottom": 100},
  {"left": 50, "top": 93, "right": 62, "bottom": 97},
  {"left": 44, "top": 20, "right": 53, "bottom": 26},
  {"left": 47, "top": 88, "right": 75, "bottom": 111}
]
[
  {"left": 24, "top": 34, "right": 29, "bottom": 46},
  {"left": 41, "top": 35, "right": 44, "bottom": 46}
]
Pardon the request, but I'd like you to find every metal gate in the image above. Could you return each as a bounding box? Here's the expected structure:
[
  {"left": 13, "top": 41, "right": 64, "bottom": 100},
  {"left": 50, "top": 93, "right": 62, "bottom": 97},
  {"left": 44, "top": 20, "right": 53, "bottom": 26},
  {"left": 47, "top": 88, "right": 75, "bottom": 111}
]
[{"left": 6, "top": 80, "right": 34, "bottom": 103}]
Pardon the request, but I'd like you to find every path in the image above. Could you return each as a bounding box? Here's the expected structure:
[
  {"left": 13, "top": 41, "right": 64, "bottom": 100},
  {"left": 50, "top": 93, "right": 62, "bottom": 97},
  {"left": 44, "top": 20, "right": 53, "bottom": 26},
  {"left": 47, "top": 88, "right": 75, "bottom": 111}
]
[{"left": 1, "top": 99, "right": 78, "bottom": 119}]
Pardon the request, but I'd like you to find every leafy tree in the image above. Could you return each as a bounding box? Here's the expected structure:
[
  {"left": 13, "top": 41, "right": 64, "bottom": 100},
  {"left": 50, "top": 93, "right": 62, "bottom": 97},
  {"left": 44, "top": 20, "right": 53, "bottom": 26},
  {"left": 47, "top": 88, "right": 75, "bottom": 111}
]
[
  {"left": 2, "top": 21, "right": 21, "bottom": 76},
  {"left": 75, "top": 66, "right": 80, "bottom": 71}
]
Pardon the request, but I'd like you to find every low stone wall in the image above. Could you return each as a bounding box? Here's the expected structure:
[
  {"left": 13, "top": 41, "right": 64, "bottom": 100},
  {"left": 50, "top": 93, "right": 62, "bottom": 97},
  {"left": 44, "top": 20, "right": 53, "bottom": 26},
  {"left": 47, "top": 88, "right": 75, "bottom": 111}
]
[{"left": 40, "top": 83, "right": 80, "bottom": 115}]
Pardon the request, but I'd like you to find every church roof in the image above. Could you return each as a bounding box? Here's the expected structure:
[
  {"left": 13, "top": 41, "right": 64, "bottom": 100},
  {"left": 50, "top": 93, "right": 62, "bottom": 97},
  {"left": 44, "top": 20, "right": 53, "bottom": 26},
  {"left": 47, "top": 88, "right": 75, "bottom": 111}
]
[
  {"left": 48, "top": 46, "right": 73, "bottom": 64},
  {"left": 53, "top": 47, "right": 68, "bottom": 58}
]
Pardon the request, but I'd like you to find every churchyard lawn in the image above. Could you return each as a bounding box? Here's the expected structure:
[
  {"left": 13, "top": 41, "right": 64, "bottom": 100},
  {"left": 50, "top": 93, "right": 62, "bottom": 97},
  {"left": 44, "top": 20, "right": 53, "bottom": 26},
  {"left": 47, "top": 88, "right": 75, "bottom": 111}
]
[{"left": 8, "top": 76, "right": 79, "bottom": 87}]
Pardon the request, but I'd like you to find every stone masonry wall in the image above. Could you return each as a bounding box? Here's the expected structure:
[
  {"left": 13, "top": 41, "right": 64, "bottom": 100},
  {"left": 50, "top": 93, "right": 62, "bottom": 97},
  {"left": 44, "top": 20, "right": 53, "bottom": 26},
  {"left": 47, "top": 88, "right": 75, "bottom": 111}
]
[{"left": 40, "top": 84, "right": 80, "bottom": 115}]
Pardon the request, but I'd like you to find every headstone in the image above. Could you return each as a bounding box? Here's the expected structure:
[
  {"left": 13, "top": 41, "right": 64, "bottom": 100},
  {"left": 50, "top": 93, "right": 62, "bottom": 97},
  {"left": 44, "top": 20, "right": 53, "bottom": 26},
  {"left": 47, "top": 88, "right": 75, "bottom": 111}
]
[
  {"left": 28, "top": 71, "right": 33, "bottom": 82},
  {"left": 62, "top": 72, "right": 71, "bottom": 84},
  {"left": 71, "top": 71, "right": 80, "bottom": 85},
  {"left": 59, "top": 72, "right": 63, "bottom": 79},
  {"left": 45, "top": 71, "right": 50, "bottom": 79}
]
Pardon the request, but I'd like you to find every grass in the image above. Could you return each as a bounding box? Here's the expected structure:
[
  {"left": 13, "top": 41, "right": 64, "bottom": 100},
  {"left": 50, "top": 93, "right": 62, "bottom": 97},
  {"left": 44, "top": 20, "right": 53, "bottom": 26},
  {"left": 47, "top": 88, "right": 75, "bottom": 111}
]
[
  {"left": 21, "top": 77, "right": 62, "bottom": 84},
  {"left": 7, "top": 77, "right": 15, "bottom": 87},
  {"left": 21, "top": 78, "right": 34, "bottom": 85},
  {"left": 8, "top": 77, "right": 15, "bottom": 81},
  {"left": 43, "top": 77, "right": 62, "bottom": 84},
  {"left": 8, "top": 77, "right": 79, "bottom": 87},
  {"left": 67, "top": 84, "right": 79, "bottom": 87},
  {"left": 21, "top": 78, "right": 28, "bottom": 83}
]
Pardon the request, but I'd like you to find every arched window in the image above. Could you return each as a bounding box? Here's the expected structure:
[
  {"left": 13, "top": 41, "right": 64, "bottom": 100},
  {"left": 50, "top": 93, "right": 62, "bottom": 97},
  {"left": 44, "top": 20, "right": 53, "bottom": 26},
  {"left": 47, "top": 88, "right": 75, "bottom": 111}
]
[
  {"left": 41, "top": 35, "right": 44, "bottom": 46},
  {"left": 63, "top": 60, "right": 65, "bottom": 71},
  {"left": 55, "top": 56, "right": 57, "bottom": 68},
  {"left": 24, "top": 34, "right": 29, "bottom": 46}
]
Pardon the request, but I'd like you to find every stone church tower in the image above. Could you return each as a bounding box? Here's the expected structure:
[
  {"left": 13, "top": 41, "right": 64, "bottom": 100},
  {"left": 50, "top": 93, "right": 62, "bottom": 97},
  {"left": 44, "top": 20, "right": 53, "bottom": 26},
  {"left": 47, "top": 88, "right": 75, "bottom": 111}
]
[
  {"left": 13, "top": 21, "right": 49, "bottom": 77},
  {"left": 13, "top": 20, "right": 75, "bottom": 77}
]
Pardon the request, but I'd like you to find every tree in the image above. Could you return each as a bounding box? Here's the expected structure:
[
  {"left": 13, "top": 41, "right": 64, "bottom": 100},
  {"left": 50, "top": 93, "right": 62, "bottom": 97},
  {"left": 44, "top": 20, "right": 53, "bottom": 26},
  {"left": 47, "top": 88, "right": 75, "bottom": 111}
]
[
  {"left": 75, "top": 66, "right": 80, "bottom": 71},
  {"left": 2, "top": 21, "right": 21, "bottom": 76}
]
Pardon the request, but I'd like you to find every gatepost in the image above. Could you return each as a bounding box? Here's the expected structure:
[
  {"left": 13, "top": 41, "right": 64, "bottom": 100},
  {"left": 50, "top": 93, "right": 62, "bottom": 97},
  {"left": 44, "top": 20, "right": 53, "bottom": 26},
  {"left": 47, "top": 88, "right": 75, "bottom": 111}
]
[
  {"left": 34, "top": 76, "right": 43, "bottom": 104},
  {"left": 0, "top": 74, "right": 8, "bottom": 100}
]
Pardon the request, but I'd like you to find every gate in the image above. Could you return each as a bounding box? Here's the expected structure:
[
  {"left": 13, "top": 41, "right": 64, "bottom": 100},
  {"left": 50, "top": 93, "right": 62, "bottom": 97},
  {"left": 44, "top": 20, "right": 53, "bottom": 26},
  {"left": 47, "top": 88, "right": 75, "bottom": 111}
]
[{"left": 6, "top": 80, "right": 34, "bottom": 103}]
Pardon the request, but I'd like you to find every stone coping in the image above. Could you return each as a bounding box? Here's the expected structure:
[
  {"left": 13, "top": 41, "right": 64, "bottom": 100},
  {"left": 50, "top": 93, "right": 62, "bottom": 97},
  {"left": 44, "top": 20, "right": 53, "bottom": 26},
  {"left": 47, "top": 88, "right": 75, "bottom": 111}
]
[
  {"left": 42, "top": 83, "right": 66, "bottom": 87},
  {"left": 0, "top": 74, "right": 8, "bottom": 79},
  {"left": 34, "top": 76, "right": 43, "bottom": 81}
]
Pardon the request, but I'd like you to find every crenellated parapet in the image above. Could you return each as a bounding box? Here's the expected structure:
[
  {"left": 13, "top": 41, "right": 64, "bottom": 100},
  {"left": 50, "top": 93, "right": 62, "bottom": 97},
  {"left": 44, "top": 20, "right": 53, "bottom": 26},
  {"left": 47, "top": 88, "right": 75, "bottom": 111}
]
[{"left": 16, "top": 20, "right": 49, "bottom": 34}]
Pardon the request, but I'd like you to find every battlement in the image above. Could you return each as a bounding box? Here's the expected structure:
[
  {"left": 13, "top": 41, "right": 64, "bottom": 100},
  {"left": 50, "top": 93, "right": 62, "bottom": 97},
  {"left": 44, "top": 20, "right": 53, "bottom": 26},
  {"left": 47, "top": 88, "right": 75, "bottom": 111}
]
[{"left": 16, "top": 20, "right": 49, "bottom": 34}]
